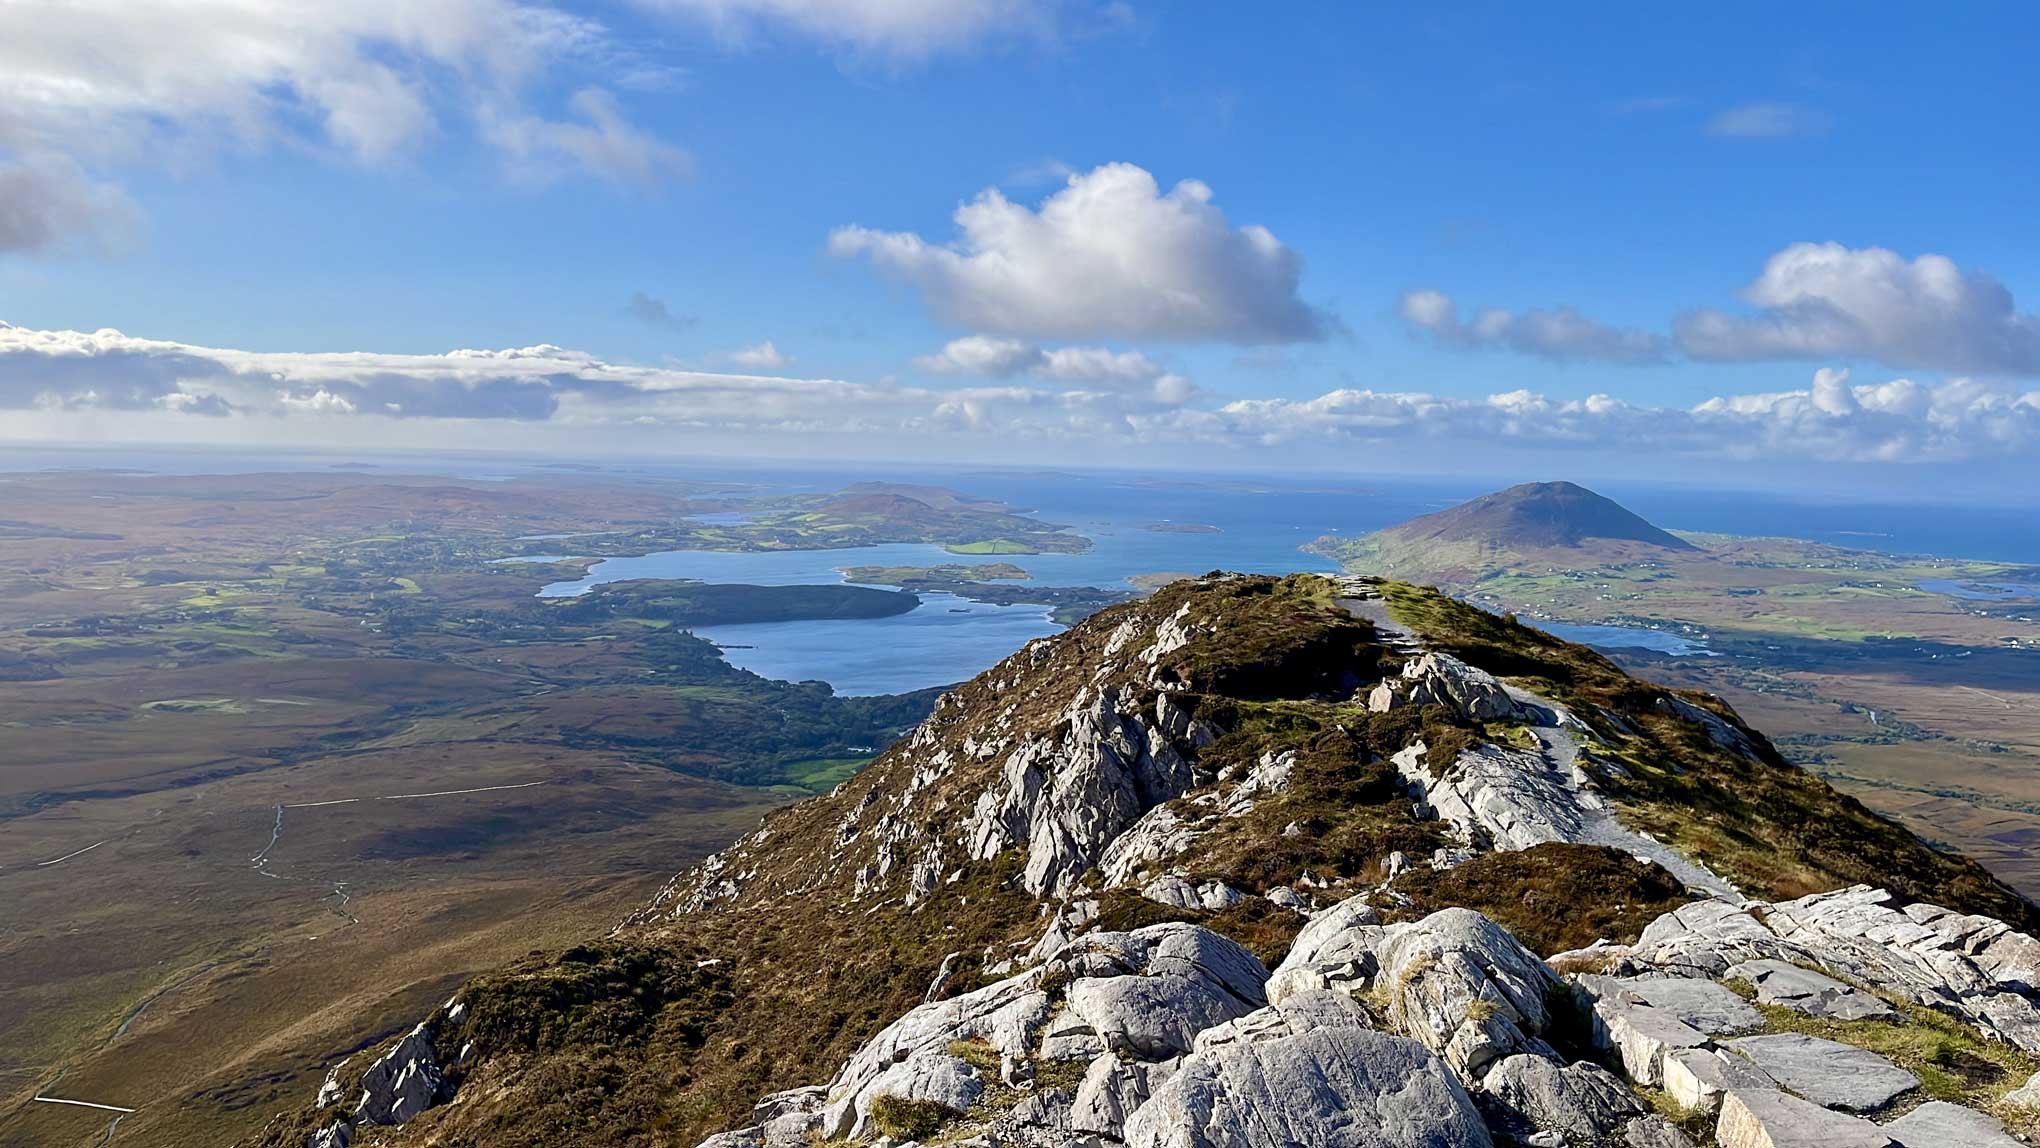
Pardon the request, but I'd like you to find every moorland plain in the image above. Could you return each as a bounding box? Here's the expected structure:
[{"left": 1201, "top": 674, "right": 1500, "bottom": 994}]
[{"left": 0, "top": 469, "right": 1064, "bottom": 1148}]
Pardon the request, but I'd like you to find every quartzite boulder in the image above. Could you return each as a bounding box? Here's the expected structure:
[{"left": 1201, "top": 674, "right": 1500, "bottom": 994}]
[
  {"left": 1124, "top": 1011, "right": 1493, "bottom": 1148},
  {"left": 1372, "top": 908, "right": 1565, "bottom": 1079}
]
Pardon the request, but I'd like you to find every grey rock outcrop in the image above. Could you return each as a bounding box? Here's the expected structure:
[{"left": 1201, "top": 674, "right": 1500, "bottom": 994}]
[
  {"left": 1265, "top": 893, "right": 1383, "bottom": 1001},
  {"left": 1395, "top": 740, "right": 1600, "bottom": 853},
  {"left": 1592, "top": 887, "right": 2040, "bottom": 1057},
  {"left": 1605, "top": 976, "right": 1762, "bottom": 1036},
  {"left": 1270, "top": 902, "right": 1566, "bottom": 1082},
  {"left": 1658, "top": 1046, "right": 1779, "bottom": 1116},
  {"left": 1124, "top": 1000, "right": 1493, "bottom": 1148},
  {"left": 353, "top": 1023, "right": 444, "bottom": 1126},
  {"left": 1482, "top": 1053, "right": 1653, "bottom": 1146},
  {"left": 1763, "top": 886, "right": 2040, "bottom": 1053},
  {"left": 1387, "top": 695, "right": 1738, "bottom": 898},
  {"left": 819, "top": 923, "right": 1267, "bottom": 1140},
  {"left": 693, "top": 1087, "right": 828, "bottom": 1148},
  {"left": 965, "top": 685, "right": 1204, "bottom": 899},
  {"left": 1372, "top": 908, "right": 1565, "bottom": 1080},
  {"left": 2007, "top": 1068, "right": 2040, "bottom": 1108},
  {"left": 1370, "top": 652, "right": 1529, "bottom": 723},
  {"left": 301, "top": 1020, "right": 451, "bottom": 1148}
]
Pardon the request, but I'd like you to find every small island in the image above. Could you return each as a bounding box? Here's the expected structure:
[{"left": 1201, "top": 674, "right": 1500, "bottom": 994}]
[
  {"left": 1142, "top": 521, "right": 1223, "bottom": 534},
  {"left": 837, "top": 562, "right": 1031, "bottom": 586},
  {"left": 548, "top": 580, "right": 919, "bottom": 627},
  {"left": 836, "top": 562, "right": 1131, "bottom": 625}
]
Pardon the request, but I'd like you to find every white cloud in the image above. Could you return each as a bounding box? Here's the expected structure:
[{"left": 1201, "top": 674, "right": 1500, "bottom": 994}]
[
  {"left": 831, "top": 162, "right": 1333, "bottom": 343},
  {"left": 5, "top": 321, "right": 2035, "bottom": 466},
  {"left": 1706, "top": 102, "right": 1829, "bottom": 140},
  {"left": 636, "top": 0, "right": 1078, "bottom": 58},
  {"left": 1676, "top": 243, "right": 2040, "bottom": 375},
  {"left": 912, "top": 335, "right": 1045, "bottom": 377},
  {"left": 1399, "top": 289, "right": 1670, "bottom": 364},
  {"left": 1411, "top": 244, "right": 2040, "bottom": 378},
  {"left": 481, "top": 88, "right": 694, "bottom": 186},
  {"left": 912, "top": 336, "right": 1197, "bottom": 405},
  {"left": 725, "top": 340, "right": 792, "bottom": 369},
  {"left": 1212, "top": 369, "right": 2040, "bottom": 464},
  {"left": 0, "top": 153, "right": 137, "bottom": 254},
  {"left": 0, "top": 0, "right": 681, "bottom": 250}
]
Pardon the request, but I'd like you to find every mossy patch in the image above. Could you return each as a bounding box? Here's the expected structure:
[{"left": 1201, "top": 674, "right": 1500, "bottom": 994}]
[
  {"left": 869, "top": 1094, "right": 959, "bottom": 1139},
  {"left": 1388, "top": 843, "right": 1691, "bottom": 956}
]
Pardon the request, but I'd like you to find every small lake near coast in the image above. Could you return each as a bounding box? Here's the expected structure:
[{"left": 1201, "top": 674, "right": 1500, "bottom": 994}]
[{"left": 1531, "top": 621, "right": 1715, "bottom": 657}]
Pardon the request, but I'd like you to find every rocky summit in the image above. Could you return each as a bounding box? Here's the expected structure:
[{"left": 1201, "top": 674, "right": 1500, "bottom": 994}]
[{"left": 257, "top": 574, "right": 2040, "bottom": 1148}]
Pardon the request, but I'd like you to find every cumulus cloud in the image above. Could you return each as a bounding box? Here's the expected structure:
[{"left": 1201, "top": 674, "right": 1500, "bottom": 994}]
[
  {"left": 1412, "top": 244, "right": 2040, "bottom": 378},
  {"left": 636, "top": 0, "right": 1100, "bottom": 58},
  {"left": 1398, "top": 290, "right": 1670, "bottom": 364},
  {"left": 1675, "top": 243, "right": 2040, "bottom": 376},
  {"left": 831, "top": 162, "right": 1333, "bottom": 344},
  {"left": 912, "top": 335, "right": 1046, "bottom": 377},
  {"left": 0, "top": 0, "right": 682, "bottom": 249},
  {"left": 913, "top": 336, "right": 1197, "bottom": 405},
  {"left": 725, "top": 341, "right": 792, "bottom": 369},
  {"left": 1706, "top": 102, "right": 1830, "bottom": 140},
  {"left": 5, "top": 321, "right": 2035, "bottom": 466},
  {"left": 1212, "top": 370, "right": 2040, "bottom": 464}
]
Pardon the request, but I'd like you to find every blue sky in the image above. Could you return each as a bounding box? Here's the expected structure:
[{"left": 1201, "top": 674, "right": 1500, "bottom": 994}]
[{"left": 2, "top": 2, "right": 2038, "bottom": 488}]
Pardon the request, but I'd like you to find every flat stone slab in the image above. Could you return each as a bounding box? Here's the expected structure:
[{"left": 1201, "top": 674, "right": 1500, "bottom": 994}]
[
  {"left": 1729, "top": 959, "right": 1895, "bottom": 1022},
  {"left": 1661, "top": 1046, "right": 1778, "bottom": 1114},
  {"left": 1724, "top": 1033, "right": 1918, "bottom": 1113},
  {"left": 1597, "top": 1000, "right": 1710, "bottom": 1086},
  {"left": 1882, "top": 1100, "right": 2022, "bottom": 1148},
  {"left": 1715, "top": 1088, "right": 1893, "bottom": 1148},
  {"left": 1619, "top": 976, "right": 1765, "bottom": 1035}
]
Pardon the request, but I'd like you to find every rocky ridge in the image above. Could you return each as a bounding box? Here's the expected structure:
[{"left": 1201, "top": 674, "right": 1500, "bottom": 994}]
[{"left": 260, "top": 574, "right": 2040, "bottom": 1148}]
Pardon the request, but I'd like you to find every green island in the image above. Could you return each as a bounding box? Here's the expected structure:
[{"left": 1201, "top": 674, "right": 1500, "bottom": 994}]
[
  {"left": 1142, "top": 521, "right": 1223, "bottom": 534},
  {"left": 836, "top": 561, "right": 1032, "bottom": 585},
  {"left": 838, "top": 561, "right": 1135, "bottom": 625}
]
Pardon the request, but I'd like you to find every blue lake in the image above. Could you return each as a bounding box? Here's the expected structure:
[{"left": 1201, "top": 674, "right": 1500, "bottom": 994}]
[
  {"left": 520, "top": 495, "right": 1354, "bottom": 692},
  {"left": 696, "top": 594, "right": 1060, "bottom": 695},
  {"left": 1916, "top": 578, "right": 2040, "bottom": 602},
  {"left": 472, "top": 466, "right": 2040, "bottom": 692}
]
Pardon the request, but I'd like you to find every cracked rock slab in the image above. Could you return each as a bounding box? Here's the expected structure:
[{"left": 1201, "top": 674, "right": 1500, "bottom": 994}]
[
  {"left": 1614, "top": 976, "right": 1764, "bottom": 1036},
  {"left": 1585, "top": 991, "right": 1710, "bottom": 1088},
  {"left": 1714, "top": 1087, "right": 1894, "bottom": 1148},
  {"left": 1882, "top": 1100, "right": 2022, "bottom": 1148},
  {"left": 1723, "top": 1033, "right": 1918, "bottom": 1114},
  {"left": 1729, "top": 959, "right": 1895, "bottom": 1022}
]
